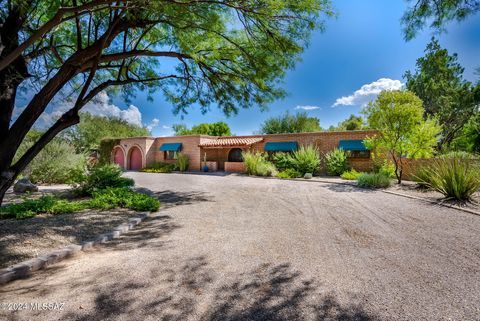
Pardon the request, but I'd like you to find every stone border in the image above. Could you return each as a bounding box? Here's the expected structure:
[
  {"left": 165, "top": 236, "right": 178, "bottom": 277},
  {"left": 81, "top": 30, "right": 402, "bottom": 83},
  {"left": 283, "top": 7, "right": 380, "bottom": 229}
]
[{"left": 0, "top": 212, "right": 150, "bottom": 285}]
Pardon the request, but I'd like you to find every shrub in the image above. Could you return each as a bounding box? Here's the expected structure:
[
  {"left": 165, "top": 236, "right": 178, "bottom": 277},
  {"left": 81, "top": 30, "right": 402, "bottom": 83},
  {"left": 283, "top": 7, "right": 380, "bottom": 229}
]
[
  {"left": 90, "top": 188, "right": 160, "bottom": 212},
  {"left": 414, "top": 157, "right": 480, "bottom": 200},
  {"left": 77, "top": 164, "right": 134, "bottom": 195},
  {"left": 140, "top": 162, "right": 176, "bottom": 173},
  {"left": 324, "top": 148, "right": 349, "bottom": 176},
  {"left": 276, "top": 168, "right": 301, "bottom": 179},
  {"left": 243, "top": 151, "right": 276, "bottom": 177},
  {"left": 341, "top": 169, "right": 363, "bottom": 180},
  {"left": 272, "top": 152, "right": 295, "bottom": 171},
  {"left": 1, "top": 188, "right": 160, "bottom": 220},
  {"left": 16, "top": 134, "right": 88, "bottom": 184},
  {"left": 291, "top": 145, "right": 321, "bottom": 175},
  {"left": 377, "top": 160, "right": 396, "bottom": 178},
  {"left": 176, "top": 153, "right": 189, "bottom": 172},
  {"left": 357, "top": 173, "right": 391, "bottom": 188}
]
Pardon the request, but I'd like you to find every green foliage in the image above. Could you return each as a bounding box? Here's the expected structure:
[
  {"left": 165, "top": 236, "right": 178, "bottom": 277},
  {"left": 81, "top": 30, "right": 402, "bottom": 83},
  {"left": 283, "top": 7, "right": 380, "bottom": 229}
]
[
  {"left": 14, "top": 130, "right": 88, "bottom": 184},
  {"left": 243, "top": 152, "right": 276, "bottom": 177},
  {"left": 176, "top": 153, "right": 189, "bottom": 172},
  {"left": 357, "top": 173, "right": 392, "bottom": 189},
  {"left": 0, "top": 188, "right": 159, "bottom": 219},
  {"left": 324, "top": 148, "right": 349, "bottom": 176},
  {"left": 272, "top": 152, "right": 296, "bottom": 171},
  {"left": 402, "top": 0, "right": 480, "bottom": 40},
  {"left": 291, "top": 145, "right": 321, "bottom": 175},
  {"left": 0, "top": 196, "right": 89, "bottom": 219},
  {"left": 173, "top": 122, "right": 232, "bottom": 136},
  {"left": 140, "top": 162, "right": 176, "bottom": 173},
  {"left": 414, "top": 157, "right": 480, "bottom": 200},
  {"left": 377, "top": 160, "right": 396, "bottom": 178},
  {"left": 89, "top": 188, "right": 160, "bottom": 212},
  {"left": 276, "top": 169, "right": 302, "bottom": 179},
  {"left": 65, "top": 113, "right": 150, "bottom": 153},
  {"left": 450, "top": 112, "right": 480, "bottom": 154},
  {"left": 363, "top": 90, "right": 441, "bottom": 183},
  {"left": 404, "top": 39, "right": 479, "bottom": 147},
  {"left": 260, "top": 112, "right": 322, "bottom": 134},
  {"left": 329, "top": 114, "right": 366, "bottom": 131},
  {"left": 77, "top": 164, "right": 134, "bottom": 196},
  {"left": 340, "top": 169, "right": 363, "bottom": 180},
  {"left": 98, "top": 138, "right": 121, "bottom": 166}
]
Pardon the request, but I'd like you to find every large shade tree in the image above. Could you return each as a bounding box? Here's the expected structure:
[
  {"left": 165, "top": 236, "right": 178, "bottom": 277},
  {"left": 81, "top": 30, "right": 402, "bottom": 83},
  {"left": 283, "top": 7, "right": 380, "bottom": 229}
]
[
  {"left": 402, "top": 0, "right": 480, "bottom": 40},
  {"left": 0, "top": 0, "right": 333, "bottom": 204},
  {"left": 259, "top": 111, "right": 321, "bottom": 134}
]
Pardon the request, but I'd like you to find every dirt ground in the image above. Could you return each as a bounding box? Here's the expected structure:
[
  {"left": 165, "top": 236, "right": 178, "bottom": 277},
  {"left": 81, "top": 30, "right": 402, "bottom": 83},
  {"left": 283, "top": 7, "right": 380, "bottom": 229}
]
[{"left": 1, "top": 172, "right": 479, "bottom": 321}]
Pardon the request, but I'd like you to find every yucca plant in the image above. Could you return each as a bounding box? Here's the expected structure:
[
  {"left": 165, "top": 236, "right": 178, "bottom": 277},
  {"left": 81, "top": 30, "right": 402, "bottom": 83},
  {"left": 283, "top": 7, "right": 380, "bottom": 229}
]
[
  {"left": 357, "top": 172, "right": 391, "bottom": 188},
  {"left": 176, "top": 153, "right": 189, "bottom": 172},
  {"left": 243, "top": 151, "right": 276, "bottom": 176},
  {"left": 415, "top": 157, "right": 480, "bottom": 201},
  {"left": 292, "top": 145, "right": 321, "bottom": 175}
]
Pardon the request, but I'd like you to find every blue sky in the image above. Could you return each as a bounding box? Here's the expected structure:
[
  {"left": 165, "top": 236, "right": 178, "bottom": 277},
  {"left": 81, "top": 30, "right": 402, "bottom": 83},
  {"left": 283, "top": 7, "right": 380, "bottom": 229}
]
[{"left": 26, "top": 0, "right": 480, "bottom": 136}]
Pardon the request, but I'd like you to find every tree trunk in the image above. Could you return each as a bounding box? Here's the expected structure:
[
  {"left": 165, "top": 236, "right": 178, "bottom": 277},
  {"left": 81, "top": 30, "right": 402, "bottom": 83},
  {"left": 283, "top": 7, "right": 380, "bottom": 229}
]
[{"left": 0, "top": 169, "right": 16, "bottom": 205}]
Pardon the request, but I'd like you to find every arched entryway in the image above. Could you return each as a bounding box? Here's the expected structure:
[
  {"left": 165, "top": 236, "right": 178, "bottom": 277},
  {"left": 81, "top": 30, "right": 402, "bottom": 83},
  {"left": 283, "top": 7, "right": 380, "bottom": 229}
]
[
  {"left": 128, "top": 146, "right": 143, "bottom": 170},
  {"left": 228, "top": 148, "right": 243, "bottom": 162},
  {"left": 113, "top": 147, "right": 125, "bottom": 169}
]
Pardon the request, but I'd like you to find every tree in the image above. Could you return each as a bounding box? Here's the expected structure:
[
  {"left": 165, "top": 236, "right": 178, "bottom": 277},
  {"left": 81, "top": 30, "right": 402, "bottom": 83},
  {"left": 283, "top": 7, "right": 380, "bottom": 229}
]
[
  {"left": 329, "top": 114, "right": 365, "bottom": 131},
  {"left": 450, "top": 111, "right": 480, "bottom": 154},
  {"left": 172, "top": 121, "right": 231, "bottom": 136},
  {"left": 65, "top": 113, "right": 150, "bottom": 153},
  {"left": 0, "top": 0, "right": 333, "bottom": 204},
  {"left": 404, "top": 38, "right": 479, "bottom": 148},
  {"left": 402, "top": 0, "right": 480, "bottom": 40},
  {"left": 260, "top": 111, "right": 321, "bottom": 134},
  {"left": 363, "top": 90, "right": 441, "bottom": 184}
]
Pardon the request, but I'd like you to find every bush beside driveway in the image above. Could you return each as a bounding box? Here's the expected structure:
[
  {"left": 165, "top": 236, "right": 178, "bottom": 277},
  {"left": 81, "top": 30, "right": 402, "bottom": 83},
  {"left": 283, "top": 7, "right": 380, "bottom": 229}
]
[{"left": 1, "top": 172, "right": 479, "bottom": 320}]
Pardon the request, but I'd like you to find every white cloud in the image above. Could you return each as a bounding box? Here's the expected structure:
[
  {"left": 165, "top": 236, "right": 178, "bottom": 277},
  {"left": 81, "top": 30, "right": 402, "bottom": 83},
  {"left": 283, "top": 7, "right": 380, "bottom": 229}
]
[
  {"left": 146, "top": 118, "right": 160, "bottom": 131},
  {"left": 20, "top": 91, "right": 149, "bottom": 128},
  {"left": 162, "top": 125, "right": 171, "bottom": 129},
  {"left": 332, "top": 78, "right": 404, "bottom": 107},
  {"left": 295, "top": 105, "right": 321, "bottom": 111}
]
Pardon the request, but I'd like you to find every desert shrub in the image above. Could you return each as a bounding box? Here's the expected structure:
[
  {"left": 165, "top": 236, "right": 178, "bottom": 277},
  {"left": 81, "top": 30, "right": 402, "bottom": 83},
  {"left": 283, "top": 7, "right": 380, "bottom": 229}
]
[
  {"left": 89, "top": 188, "right": 160, "bottom": 212},
  {"left": 291, "top": 145, "right": 321, "bottom": 175},
  {"left": 324, "top": 148, "right": 349, "bottom": 176},
  {"left": 243, "top": 151, "right": 276, "bottom": 177},
  {"left": 140, "top": 162, "right": 176, "bottom": 173},
  {"left": 272, "top": 152, "right": 295, "bottom": 171},
  {"left": 377, "top": 160, "right": 396, "bottom": 178},
  {"left": 357, "top": 173, "right": 391, "bottom": 188},
  {"left": 414, "top": 157, "right": 480, "bottom": 200},
  {"left": 0, "top": 196, "right": 89, "bottom": 219},
  {"left": 340, "top": 169, "right": 363, "bottom": 180},
  {"left": 16, "top": 133, "right": 88, "bottom": 184},
  {"left": 77, "top": 163, "right": 134, "bottom": 195},
  {"left": 176, "top": 153, "right": 189, "bottom": 172},
  {"left": 276, "top": 168, "right": 301, "bottom": 179}
]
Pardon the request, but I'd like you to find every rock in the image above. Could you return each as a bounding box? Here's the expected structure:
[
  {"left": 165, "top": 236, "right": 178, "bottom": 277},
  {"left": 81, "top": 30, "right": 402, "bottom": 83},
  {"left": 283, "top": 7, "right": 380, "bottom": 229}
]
[
  {"left": 13, "top": 178, "right": 38, "bottom": 193},
  {"left": 303, "top": 173, "right": 313, "bottom": 179}
]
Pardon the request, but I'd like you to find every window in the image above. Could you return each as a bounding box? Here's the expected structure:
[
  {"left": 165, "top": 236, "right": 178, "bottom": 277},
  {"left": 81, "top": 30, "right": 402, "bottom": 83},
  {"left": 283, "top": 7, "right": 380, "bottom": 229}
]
[
  {"left": 346, "top": 150, "right": 370, "bottom": 158},
  {"left": 164, "top": 151, "right": 177, "bottom": 160},
  {"left": 228, "top": 148, "right": 243, "bottom": 162}
]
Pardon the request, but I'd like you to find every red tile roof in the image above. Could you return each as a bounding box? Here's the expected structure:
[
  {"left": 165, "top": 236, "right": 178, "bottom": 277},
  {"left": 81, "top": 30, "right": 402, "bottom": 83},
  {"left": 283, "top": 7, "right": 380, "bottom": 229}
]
[{"left": 199, "top": 136, "right": 264, "bottom": 147}]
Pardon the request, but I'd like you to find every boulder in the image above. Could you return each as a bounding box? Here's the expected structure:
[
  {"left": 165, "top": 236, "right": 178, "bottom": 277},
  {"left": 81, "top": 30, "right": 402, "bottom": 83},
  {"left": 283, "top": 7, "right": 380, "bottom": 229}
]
[
  {"left": 13, "top": 178, "right": 38, "bottom": 193},
  {"left": 303, "top": 173, "right": 313, "bottom": 179}
]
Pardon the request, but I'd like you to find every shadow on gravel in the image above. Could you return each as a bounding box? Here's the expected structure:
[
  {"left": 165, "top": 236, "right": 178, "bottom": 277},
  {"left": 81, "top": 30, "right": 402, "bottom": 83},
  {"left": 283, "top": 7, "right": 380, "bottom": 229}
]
[
  {"left": 60, "top": 258, "right": 377, "bottom": 321},
  {"left": 103, "top": 215, "right": 181, "bottom": 251},
  {"left": 135, "top": 187, "right": 212, "bottom": 209},
  {"left": 322, "top": 183, "right": 376, "bottom": 194}
]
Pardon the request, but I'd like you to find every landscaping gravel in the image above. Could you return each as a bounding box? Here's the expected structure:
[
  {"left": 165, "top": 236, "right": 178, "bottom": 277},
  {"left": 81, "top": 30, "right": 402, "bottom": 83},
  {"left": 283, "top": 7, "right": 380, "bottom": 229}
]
[
  {"left": 1, "top": 172, "right": 479, "bottom": 321},
  {"left": 0, "top": 187, "right": 139, "bottom": 269}
]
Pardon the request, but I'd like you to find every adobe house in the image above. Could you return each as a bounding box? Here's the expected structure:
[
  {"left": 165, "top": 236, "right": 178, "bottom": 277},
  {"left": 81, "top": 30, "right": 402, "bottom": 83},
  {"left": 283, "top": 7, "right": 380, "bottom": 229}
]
[{"left": 110, "top": 130, "right": 377, "bottom": 173}]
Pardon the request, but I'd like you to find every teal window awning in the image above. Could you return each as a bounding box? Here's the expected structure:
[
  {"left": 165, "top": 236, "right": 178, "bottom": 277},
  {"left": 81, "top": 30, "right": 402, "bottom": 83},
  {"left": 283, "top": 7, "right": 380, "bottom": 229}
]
[
  {"left": 264, "top": 141, "right": 298, "bottom": 152},
  {"left": 159, "top": 143, "right": 182, "bottom": 151},
  {"left": 338, "top": 140, "right": 368, "bottom": 151}
]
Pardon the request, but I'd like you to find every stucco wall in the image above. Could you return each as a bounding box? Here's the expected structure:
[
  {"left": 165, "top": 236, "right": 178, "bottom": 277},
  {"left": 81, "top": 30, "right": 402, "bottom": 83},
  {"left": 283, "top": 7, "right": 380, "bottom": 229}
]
[{"left": 118, "top": 130, "right": 377, "bottom": 173}]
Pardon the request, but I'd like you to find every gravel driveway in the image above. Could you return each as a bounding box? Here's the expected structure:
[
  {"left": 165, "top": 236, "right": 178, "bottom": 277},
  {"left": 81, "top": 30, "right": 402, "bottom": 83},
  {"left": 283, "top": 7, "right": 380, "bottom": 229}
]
[{"left": 1, "top": 172, "right": 479, "bottom": 320}]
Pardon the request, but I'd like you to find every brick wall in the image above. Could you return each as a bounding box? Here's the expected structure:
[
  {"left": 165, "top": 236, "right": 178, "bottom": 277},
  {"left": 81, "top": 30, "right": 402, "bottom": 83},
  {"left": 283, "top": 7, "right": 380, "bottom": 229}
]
[
  {"left": 154, "top": 136, "right": 204, "bottom": 171},
  {"left": 224, "top": 162, "right": 246, "bottom": 172},
  {"left": 250, "top": 130, "right": 377, "bottom": 173},
  {"left": 118, "top": 130, "right": 377, "bottom": 173}
]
